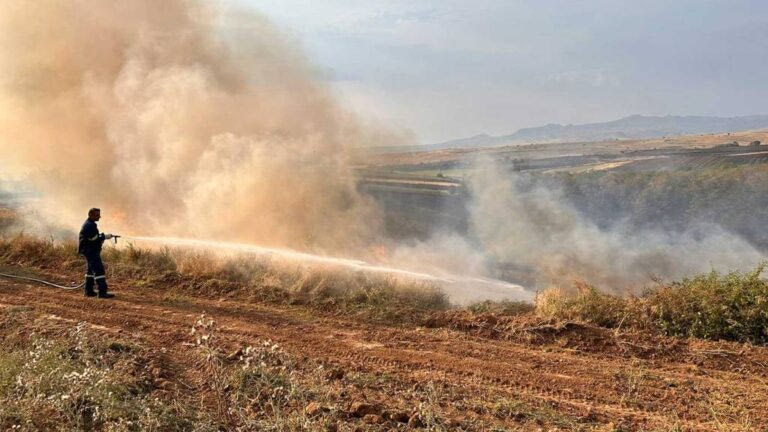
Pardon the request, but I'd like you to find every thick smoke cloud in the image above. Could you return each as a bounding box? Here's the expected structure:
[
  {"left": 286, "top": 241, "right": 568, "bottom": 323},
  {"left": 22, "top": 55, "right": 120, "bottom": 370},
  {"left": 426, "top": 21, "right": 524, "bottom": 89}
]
[
  {"left": 0, "top": 0, "right": 395, "bottom": 252},
  {"left": 0, "top": 1, "right": 763, "bottom": 301},
  {"left": 468, "top": 158, "right": 765, "bottom": 292}
]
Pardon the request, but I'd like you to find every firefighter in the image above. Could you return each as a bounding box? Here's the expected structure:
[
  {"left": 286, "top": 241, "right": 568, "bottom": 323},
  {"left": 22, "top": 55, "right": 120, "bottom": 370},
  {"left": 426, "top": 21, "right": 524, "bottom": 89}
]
[{"left": 78, "top": 208, "right": 115, "bottom": 298}]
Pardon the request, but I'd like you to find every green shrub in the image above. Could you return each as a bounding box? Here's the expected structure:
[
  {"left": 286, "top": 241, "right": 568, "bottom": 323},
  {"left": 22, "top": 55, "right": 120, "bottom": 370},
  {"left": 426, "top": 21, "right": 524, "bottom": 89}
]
[
  {"left": 536, "top": 265, "right": 768, "bottom": 344},
  {"left": 646, "top": 265, "right": 768, "bottom": 343}
]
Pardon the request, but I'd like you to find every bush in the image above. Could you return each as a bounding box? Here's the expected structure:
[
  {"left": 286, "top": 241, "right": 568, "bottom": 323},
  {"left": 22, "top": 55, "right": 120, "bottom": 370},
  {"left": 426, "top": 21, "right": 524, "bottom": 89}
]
[
  {"left": 536, "top": 265, "right": 768, "bottom": 344},
  {"left": 646, "top": 265, "right": 768, "bottom": 343}
]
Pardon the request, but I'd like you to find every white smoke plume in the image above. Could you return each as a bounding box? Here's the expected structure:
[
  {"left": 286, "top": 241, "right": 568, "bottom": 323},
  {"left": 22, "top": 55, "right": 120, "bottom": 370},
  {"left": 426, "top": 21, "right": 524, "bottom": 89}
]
[{"left": 467, "top": 158, "right": 765, "bottom": 293}]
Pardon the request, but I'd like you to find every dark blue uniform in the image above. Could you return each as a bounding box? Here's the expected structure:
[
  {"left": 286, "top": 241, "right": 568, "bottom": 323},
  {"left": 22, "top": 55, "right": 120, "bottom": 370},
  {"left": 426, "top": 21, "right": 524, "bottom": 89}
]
[{"left": 78, "top": 219, "right": 108, "bottom": 297}]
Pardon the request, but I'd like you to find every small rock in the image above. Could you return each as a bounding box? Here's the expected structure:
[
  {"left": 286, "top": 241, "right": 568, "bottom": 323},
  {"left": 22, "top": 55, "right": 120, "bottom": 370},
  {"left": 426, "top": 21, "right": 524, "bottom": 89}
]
[
  {"left": 154, "top": 378, "right": 173, "bottom": 390},
  {"left": 388, "top": 411, "right": 410, "bottom": 423},
  {"left": 363, "top": 414, "right": 384, "bottom": 424},
  {"left": 447, "top": 417, "right": 463, "bottom": 428},
  {"left": 579, "top": 408, "right": 598, "bottom": 422}
]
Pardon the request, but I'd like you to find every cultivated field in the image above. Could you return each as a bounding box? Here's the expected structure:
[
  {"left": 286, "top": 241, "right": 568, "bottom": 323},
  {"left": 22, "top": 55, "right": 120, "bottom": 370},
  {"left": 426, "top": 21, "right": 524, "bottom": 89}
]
[
  {"left": 357, "top": 130, "right": 768, "bottom": 174},
  {"left": 0, "top": 235, "right": 766, "bottom": 431}
]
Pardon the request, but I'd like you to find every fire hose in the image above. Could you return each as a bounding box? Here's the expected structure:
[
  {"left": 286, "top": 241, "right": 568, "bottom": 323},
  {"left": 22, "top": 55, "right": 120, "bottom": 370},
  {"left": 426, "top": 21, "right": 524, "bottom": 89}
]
[
  {"left": 0, "top": 272, "right": 85, "bottom": 290},
  {"left": 0, "top": 234, "right": 121, "bottom": 290}
]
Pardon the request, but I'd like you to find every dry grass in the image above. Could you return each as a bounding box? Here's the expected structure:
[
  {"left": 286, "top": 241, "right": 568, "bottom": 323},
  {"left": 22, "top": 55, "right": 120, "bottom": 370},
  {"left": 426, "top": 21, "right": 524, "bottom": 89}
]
[
  {"left": 0, "top": 307, "right": 193, "bottom": 431},
  {"left": 0, "top": 234, "right": 449, "bottom": 325},
  {"left": 535, "top": 282, "right": 646, "bottom": 329},
  {"left": 0, "top": 307, "right": 360, "bottom": 431},
  {"left": 2, "top": 232, "right": 766, "bottom": 344}
]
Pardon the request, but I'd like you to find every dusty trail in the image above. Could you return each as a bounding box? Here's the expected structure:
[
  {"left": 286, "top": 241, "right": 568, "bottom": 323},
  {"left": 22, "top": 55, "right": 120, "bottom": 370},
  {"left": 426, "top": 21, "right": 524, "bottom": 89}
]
[{"left": 1, "top": 277, "right": 766, "bottom": 431}]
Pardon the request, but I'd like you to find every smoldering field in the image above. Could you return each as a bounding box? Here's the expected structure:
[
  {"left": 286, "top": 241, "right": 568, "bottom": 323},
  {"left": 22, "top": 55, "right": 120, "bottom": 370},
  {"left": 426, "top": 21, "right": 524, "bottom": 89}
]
[
  {"left": 0, "top": 0, "right": 765, "bottom": 303},
  {"left": 465, "top": 160, "right": 766, "bottom": 293}
]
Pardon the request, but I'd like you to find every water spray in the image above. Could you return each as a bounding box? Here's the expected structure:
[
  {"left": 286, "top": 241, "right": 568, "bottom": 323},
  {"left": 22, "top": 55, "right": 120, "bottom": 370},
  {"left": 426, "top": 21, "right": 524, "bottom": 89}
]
[{"left": 122, "top": 235, "right": 535, "bottom": 304}]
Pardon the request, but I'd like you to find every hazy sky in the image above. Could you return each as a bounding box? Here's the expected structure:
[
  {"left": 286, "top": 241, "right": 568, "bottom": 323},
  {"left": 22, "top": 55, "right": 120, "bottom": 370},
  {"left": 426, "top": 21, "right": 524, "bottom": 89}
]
[{"left": 243, "top": 0, "right": 768, "bottom": 143}]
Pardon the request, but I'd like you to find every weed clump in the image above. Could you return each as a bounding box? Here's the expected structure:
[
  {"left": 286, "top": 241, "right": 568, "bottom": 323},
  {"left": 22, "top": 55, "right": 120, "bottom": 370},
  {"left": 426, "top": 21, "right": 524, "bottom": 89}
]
[
  {"left": 537, "top": 265, "right": 768, "bottom": 344},
  {"left": 646, "top": 265, "right": 768, "bottom": 343},
  {"left": 536, "top": 282, "right": 643, "bottom": 329},
  {"left": 0, "top": 310, "right": 192, "bottom": 431},
  {"left": 467, "top": 300, "right": 534, "bottom": 316}
]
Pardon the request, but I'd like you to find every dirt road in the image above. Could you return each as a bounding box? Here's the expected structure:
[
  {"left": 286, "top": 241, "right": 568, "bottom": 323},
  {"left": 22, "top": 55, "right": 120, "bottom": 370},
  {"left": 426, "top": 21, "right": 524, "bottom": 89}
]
[{"left": 1, "top": 275, "right": 766, "bottom": 431}]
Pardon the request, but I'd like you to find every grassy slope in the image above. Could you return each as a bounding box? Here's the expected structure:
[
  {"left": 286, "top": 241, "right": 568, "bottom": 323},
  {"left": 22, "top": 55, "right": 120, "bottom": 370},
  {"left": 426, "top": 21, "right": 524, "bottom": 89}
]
[
  {"left": 0, "top": 235, "right": 449, "bottom": 326},
  {"left": 1, "top": 235, "right": 766, "bottom": 344}
]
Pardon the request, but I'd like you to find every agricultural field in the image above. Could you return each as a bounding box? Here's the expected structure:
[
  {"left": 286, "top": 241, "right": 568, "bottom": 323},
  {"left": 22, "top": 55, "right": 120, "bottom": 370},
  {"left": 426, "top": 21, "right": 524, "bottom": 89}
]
[
  {"left": 355, "top": 131, "right": 768, "bottom": 253},
  {"left": 1, "top": 235, "right": 767, "bottom": 431},
  {"left": 3, "top": 1, "right": 768, "bottom": 430},
  {"left": 357, "top": 131, "right": 768, "bottom": 176}
]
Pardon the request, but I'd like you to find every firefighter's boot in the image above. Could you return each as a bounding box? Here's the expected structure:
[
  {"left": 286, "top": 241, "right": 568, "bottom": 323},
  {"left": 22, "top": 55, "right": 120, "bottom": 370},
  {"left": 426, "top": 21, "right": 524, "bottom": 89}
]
[
  {"left": 96, "top": 279, "right": 114, "bottom": 299},
  {"left": 84, "top": 276, "right": 96, "bottom": 297}
]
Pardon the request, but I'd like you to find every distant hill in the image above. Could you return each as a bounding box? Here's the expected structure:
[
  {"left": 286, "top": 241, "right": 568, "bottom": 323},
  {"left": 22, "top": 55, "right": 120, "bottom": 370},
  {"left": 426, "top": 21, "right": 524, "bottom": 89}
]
[{"left": 420, "top": 114, "right": 768, "bottom": 152}]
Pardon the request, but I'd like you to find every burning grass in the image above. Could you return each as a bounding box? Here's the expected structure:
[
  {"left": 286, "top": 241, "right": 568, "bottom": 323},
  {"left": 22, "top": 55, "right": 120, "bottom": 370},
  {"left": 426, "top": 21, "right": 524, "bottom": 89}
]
[
  {"left": 0, "top": 234, "right": 449, "bottom": 325},
  {"left": 1, "top": 233, "right": 766, "bottom": 345}
]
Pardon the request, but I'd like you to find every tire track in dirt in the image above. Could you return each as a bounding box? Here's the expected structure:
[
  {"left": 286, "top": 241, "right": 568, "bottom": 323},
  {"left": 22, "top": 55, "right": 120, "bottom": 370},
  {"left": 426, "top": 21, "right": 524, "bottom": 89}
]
[{"left": 1, "top": 280, "right": 765, "bottom": 431}]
